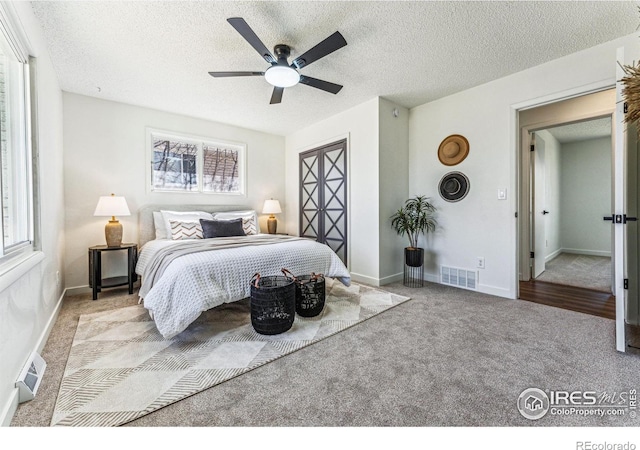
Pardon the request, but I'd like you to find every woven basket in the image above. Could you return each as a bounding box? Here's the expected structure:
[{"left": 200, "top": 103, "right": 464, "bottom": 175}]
[
  {"left": 250, "top": 273, "right": 295, "bottom": 335},
  {"left": 282, "top": 269, "right": 326, "bottom": 318}
]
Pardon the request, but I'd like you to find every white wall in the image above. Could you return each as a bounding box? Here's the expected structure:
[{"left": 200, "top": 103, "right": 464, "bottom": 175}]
[
  {"left": 535, "top": 130, "right": 562, "bottom": 260},
  {"left": 285, "top": 97, "right": 380, "bottom": 284},
  {"left": 378, "top": 99, "right": 409, "bottom": 282},
  {"left": 284, "top": 97, "right": 410, "bottom": 285},
  {"left": 560, "top": 136, "right": 612, "bottom": 256},
  {"left": 63, "top": 93, "right": 285, "bottom": 289},
  {"left": 409, "top": 32, "right": 639, "bottom": 299},
  {"left": 0, "top": 3, "right": 65, "bottom": 425}
]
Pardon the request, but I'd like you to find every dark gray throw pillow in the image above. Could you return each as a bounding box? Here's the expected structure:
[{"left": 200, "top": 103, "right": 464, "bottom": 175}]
[{"left": 200, "top": 218, "right": 246, "bottom": 238}]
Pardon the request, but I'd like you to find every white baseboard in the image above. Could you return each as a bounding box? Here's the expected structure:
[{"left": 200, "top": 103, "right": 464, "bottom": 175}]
[
  {"left": 425, "top": 271, "right": 513, "bottom": 299},
  {"left": 0, "top": 389, "right": 18, "bottom": 427},
  {"left": 66, "top": 281, "right": 142, "bottom": 298},
  {"left": 545, "top": 248, "right": 563, "bottom": 262},
  {"left": 477, "top": 283, "right": 513, "bottom": 299},
  {"left": 379, "top": 272, "right": 403, "bottom": 285},
  {"left": 36, "top": 287, "right": 66, "bottom": 354},
  {"left": 359, "top": 271, "right": 510, "bottom": 298},
  {"left": 423, "top": 272, "right": 440, "bottom": 283},
  {"left": 65, "top": 284, "right": 91, "bottom": 296},
  {"left": 353, "top": 271, "right": 439, "bottom": 287},
  {"left": 349, "top": 272, "right": 381, "bottom": 287},
  {"left": 561, "top": 248, "right": 612, "bottom": 258},
  {"left": 545, "top": 248, "right": 611, "bottom": 263},
  {"left": 0, "top": 286, "right": 66, "bottom": 427}
]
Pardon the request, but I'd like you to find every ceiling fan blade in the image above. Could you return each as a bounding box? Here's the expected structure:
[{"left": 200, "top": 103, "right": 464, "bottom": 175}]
[
  {"left": 299, "top": 75, "right": 343, "bottom": 94},
  {"left": 209, "top": 71, "right": 264, "bottom": 77},
  {"left": 291, "top": 31, "right": 347, "bottom": 69},
  {"left": 227, "top": 18, "right": 276, "bottom": 64},
  {"left": 270, "top": 86, "right": 284, "bottom": 104}
]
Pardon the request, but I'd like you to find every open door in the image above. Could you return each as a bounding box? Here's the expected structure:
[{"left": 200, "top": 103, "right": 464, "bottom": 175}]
[
  {"left": 615, "top": 47, "right": 640, "bottom": 352},
  {"left": 626, "top": 122, "right": 639, "bottom": 328},
  {"left": 531, "top": 133, "right": 547, "bottom": 278}
]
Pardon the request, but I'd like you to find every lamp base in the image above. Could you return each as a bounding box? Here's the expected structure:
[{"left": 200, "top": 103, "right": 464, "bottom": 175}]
[
  {"left": 105, "top": 220, "right": 123, "bottom": 247},
  {"left": 267, "top": 216, "right": 277, "bottom": 234}
]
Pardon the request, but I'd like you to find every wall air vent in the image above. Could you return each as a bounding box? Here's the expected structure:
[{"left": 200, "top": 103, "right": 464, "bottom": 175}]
[{"left": 440, "top": 266, "right": 477, "bottom": 290}]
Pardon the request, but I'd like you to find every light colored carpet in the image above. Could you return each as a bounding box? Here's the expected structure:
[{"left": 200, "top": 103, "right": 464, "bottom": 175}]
[
  {"left": 12, "top": 279, "right": 640, "bottom": 428},
  {"left": 50, "top": 279, "right": 409, "bottom": 427},
  {"left": 535, "top": 253, "right": 612, "bottom": 292}
]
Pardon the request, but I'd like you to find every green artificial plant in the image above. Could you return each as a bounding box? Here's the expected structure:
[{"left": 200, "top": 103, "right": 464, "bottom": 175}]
[{"left": 390, "top": 195, "right": 437, "bottom": 249}]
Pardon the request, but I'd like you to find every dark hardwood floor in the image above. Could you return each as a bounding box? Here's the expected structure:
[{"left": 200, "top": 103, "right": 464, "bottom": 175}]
[{"left": 519, "top": 280, "right": 615, "bottom": 320}]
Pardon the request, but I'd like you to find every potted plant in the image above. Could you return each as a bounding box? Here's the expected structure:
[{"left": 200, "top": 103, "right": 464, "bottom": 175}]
[{"left": 390, "top": 195, "right": 437, "bottom": 267}]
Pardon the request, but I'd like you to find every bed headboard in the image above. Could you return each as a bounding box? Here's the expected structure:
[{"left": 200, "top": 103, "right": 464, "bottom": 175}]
[{"left": 137, "top": 204, "right": 250, "bottom": 248}]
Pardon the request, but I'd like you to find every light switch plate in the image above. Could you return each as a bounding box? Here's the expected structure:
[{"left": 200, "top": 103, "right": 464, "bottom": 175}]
[{"left": 498, "top": 188, "right": 507, "bottom": 200}]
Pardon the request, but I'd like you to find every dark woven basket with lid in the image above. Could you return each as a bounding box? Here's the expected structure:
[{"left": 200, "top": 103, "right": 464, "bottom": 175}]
[
  {"left": 250, "top": 272, "right": 296, "bottom": 335},
  {"left": 282, "top": 269, "right": 326, "bottom": 318}
]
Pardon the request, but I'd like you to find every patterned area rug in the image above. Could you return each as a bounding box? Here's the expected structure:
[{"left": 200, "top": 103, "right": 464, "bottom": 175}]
[
  {"left": 535, "top": 252, "right": 612, "bottom": 292},
  {"left": 51, "top": 280, "right": 410, "bottom": 427}
]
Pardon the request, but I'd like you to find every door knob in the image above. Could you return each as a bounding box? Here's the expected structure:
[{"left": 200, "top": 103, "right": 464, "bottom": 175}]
[{"left": 542, "top": 210, "right": 549, "bottom": 215}]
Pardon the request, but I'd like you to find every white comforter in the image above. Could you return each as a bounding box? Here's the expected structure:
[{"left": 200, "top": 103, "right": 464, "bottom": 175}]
[{"left": 136, "top": 235, "right": 351, "bottom": 338}]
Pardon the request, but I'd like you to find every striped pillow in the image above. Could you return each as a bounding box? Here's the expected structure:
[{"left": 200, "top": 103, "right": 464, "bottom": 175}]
[
  {"left": 169, "top": 220, "right": 203, "bottom": 240},
  {"left": 242, "top": 216, "right": 258, "bottom": 235}
]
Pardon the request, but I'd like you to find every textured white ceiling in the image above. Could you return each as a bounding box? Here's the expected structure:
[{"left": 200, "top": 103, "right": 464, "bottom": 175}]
[
  {"left": 30, "top": 1, "right": 640, "bottom": 136},
  {"left": 545, "top": 117, "right": 612, "bottom": 144}
]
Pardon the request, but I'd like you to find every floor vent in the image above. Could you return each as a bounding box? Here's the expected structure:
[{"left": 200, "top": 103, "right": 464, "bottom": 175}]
[
  {"left": 15, "top": 351, "right": 46, "bottom": 403},
  {"left": 441, "top": 266, "right": 477, "bottom": 290}
]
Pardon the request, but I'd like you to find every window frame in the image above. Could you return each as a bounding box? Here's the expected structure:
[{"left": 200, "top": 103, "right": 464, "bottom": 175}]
[
  {"left": 0, "top": 2, "right": 35, "bottom": 263},
  {"left": 146, "top": 128, "right": 247, "bottom": 196}
]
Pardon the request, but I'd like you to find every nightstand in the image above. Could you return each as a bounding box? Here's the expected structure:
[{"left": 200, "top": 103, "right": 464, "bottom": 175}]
[{"left": 88, "top": 243, "right": 138, "bottom": 300}]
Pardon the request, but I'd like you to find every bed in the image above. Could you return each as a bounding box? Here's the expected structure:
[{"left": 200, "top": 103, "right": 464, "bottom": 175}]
[{"left": 135, "top": 204, "right": 351, "bottom": 338}]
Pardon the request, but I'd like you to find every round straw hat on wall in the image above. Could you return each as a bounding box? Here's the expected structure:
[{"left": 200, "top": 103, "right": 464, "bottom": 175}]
[{"left": 438, "top": 134, "right": 469, "bottom": 166}]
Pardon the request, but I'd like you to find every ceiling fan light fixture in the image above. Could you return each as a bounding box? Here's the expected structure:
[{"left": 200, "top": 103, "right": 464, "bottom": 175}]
[{"left": 265, "top": 65, "right": 300, "bottom": 88}]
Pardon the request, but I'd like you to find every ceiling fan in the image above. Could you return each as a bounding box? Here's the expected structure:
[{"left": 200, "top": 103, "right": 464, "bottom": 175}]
[{"left": 209, "top": 17, "right": 347, "bottom": 104}]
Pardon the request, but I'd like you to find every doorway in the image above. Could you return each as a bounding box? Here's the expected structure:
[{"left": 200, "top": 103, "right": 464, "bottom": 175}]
[
  {"left": 531, "top": 118, "right": 613, "bottom": 292},
  {"left": 517, "top": 89, "right": 617, "bottom": 319}
]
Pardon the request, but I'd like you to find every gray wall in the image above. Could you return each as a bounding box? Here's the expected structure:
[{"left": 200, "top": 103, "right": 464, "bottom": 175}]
[{"left": 560, "top": 136, "right": 612, "bottom": 256}]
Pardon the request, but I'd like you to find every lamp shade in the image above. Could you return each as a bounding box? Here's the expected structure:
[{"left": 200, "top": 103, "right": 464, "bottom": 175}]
[
  {"left": 94, "top": 194, "right": 131, "bottom": 217},
  {"left": 262, "top": 199, "right": 282, "bottom": 215}
]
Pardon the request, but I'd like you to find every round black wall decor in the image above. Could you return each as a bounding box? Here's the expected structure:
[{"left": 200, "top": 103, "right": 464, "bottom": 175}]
[{"left": 439, "top": 171, "right": 470, "bottom": 202}]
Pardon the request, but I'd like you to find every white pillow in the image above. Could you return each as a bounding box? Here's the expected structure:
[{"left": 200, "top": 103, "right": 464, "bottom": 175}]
[
  {"left": 213, "top": 210, "right": 260, "bottom": 234},
  {"left": 153, "top": 211, "right": 167, "bottom": 239},
  {"left": 160, "top": 210, "right": 214, "bottom": 239}
]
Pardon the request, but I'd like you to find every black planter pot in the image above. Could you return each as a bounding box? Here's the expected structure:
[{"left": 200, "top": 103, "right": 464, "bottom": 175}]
[{"left": 404, "top": 247, "right": 424, "bottom": 267}]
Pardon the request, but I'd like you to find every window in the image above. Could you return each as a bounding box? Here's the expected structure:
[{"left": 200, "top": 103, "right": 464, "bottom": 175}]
[
  {"left": 0, "top": 7, "right": 34, "bottom": 257},
  {"left": 148, "top": 129, "right": 246, "bottom": 195}
]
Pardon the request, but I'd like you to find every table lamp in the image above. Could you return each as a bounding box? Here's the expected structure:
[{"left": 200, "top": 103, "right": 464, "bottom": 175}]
[
  {"left": 262, "top": 199, "right": 282, "bottom": 234},
  {"left": 94, "top": 193, "right": 131, "bottom": 247}
]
